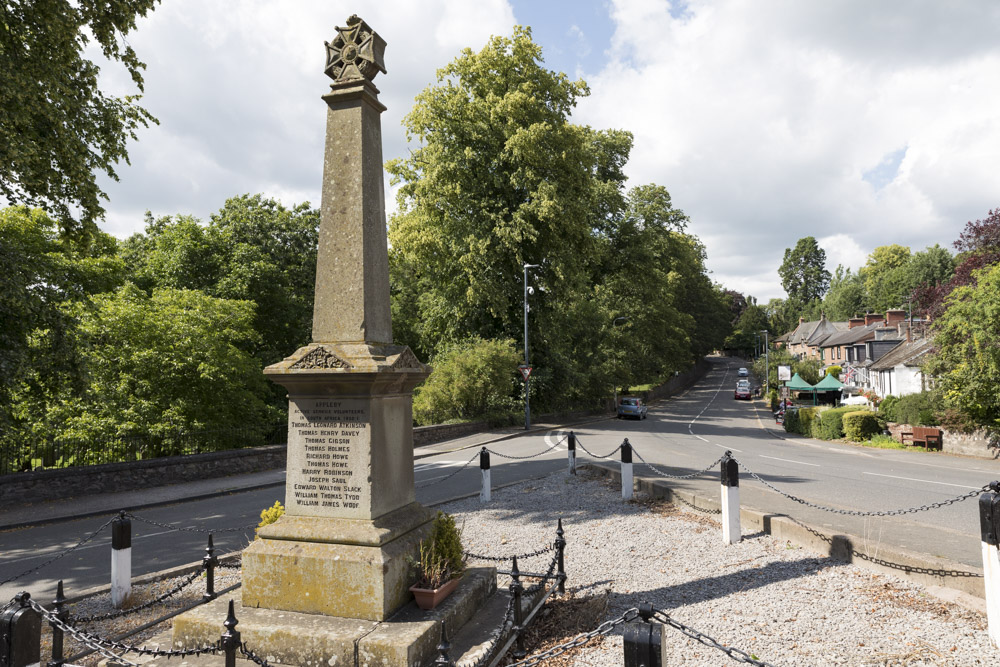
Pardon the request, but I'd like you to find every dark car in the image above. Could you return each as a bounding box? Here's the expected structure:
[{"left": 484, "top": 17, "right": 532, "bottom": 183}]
[{"left": 617, "top": 397, "right": 648, "bottom": 419}]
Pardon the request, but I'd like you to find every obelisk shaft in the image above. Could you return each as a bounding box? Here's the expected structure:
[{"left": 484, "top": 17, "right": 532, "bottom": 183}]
[{"left": 312, "top": 78, "right": 393, "bottom": 345}]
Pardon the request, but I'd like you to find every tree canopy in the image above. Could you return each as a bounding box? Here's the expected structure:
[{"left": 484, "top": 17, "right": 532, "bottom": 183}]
[
  {"left": 778, "top": 236, "right": 830, "bottom": 306},
  {"left": 0, "top": 0, "right": 160, "bottom": 238}
]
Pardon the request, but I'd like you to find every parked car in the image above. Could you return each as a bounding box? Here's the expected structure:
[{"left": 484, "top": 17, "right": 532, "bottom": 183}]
[
  {"left": 617, "top": 397, "right": 648, "bottom": 419},
  {"left": 737, "top": 367, "right": 749, "bottom": 377},
  {"left": 734, "top": 383, "right": 752, "bottom": 400}
]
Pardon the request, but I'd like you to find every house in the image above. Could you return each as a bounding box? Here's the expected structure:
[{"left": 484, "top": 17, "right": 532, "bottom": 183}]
[
  {"left": 784, "top": 314, "right": 847, "bottom": 361},
  {"left": 868, "top": 327, "right": 934, "bottom": 397},
  {"left": 821, "top": 310, "right": 907, "bottom": 370}
]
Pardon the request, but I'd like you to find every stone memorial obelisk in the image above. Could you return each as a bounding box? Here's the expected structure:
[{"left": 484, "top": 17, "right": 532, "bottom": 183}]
[{"left": 241, "top": 14, "right": 433, "bottom": 622}]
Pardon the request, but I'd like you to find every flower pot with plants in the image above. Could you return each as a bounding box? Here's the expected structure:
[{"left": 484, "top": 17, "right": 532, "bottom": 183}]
[{"left": 409, "top": 511, "right": 465, "bottom": 610}]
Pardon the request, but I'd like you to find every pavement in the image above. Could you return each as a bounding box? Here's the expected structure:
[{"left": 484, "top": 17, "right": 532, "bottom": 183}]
[{"left": 0, "top": 414, "right": 613, "bottom": 532}]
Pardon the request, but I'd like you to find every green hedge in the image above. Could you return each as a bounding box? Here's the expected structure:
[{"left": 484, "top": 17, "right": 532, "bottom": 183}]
[
  {"left": 843, "top": 411, "right": 881, "bottom": 442},
  {"left": 813, "top": 406, "right": 862, "bottom": 440},
  {"left": 784, "top": 406, "right": 824, "bottom": 436}
]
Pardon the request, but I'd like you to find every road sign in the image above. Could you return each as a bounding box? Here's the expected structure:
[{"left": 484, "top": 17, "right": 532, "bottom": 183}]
[
  {"left": 777, "top": 365, "right": 792, "bottom": 382},
  {"left": 518, "top": 365, "right": 533, "bottom": 381}
]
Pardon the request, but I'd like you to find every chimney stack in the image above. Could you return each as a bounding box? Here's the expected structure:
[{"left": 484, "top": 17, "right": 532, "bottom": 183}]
[
  {"left": 849, "top": 317, "right": 865, "bottom": 329},
  {"left": 864, "top": 313, "right": 883, "bottom": 326},
  {"left": 885, "top": 309, "right": 906, "bottom": 327}
]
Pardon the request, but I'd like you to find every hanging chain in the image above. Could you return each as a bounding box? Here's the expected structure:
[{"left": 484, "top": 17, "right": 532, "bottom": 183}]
[
  {"left": 467, "top": 594, "right": 517, "bottom": 667},
  {"left": 505, "top": 608, "right": 641, "bottom": 666},
  {"left": 653, "top": 609, "right": 776, "bottom": 666},
  {"left": 736, "top": 459, "right": 990, "bottom": 516},
  {"left": 575, "top": 436, "right": 622, "bottom": 459},
  {"left": 484, "top": 446, "right": 553, "bottom": 461},
  {"left": 465, "top": 543, "right": 553, "bottom": 562},
  {"left": 1, "top": 516, "right": 116, "bottom": 585},
  {"left": 522, "top": 551, "right": 559, "bottom": 596},
  {"left": 126, "top": 512, "right": 257, "bottom": 533},
  {"left": 72, "top": 568, "right": 203, "bottom": 623},
  {"left": 240, "top": 642, "right": 273, "bottom": 666},
  {"left": 631, "top": 448, "right": 723, "bottom": 480},
  {"left": 416, "top": 450, "right": 481, "bottom": 488},
  {"left": 30, "top": 598, "right": 221, "bottom": 661}
]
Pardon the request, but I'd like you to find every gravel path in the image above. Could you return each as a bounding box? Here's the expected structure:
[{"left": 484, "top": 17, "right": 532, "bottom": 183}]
[{"left": 451, "top": 468, "right": 993, "bottom": 666}]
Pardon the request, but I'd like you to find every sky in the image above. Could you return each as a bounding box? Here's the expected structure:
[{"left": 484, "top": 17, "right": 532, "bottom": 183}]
[{"left": 88, "top": 0, "right": 1000, "bottom": 302}]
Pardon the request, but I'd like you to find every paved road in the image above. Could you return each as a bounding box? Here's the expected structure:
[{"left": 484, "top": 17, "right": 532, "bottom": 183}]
[{"left": 4, "top": 356, "right": 999, "bottom": 605}]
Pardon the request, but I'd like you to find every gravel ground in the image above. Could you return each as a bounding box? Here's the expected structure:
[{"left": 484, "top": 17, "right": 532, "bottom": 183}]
[
  {"left": 32, "top": 467, "right": 995, "bottom": 666},
  {"left": 450, "top": 469, "right": 993, "bottom": 666}
]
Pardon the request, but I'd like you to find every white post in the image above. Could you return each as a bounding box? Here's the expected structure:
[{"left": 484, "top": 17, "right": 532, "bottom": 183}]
[
  {"left": 111, "top": 511, "right": 132, "bottom": 607},
  {"left": 568, "top": 432, "right": 577, "bottom": 476},
  {"left": 621, "top": 439, "right": 633, "bottom": 501},
  {"left": 479, "top": 448, "right": 491, "bottom": 504},
  {"left": 721, "top": 453, "right": 741, "bottom": 545},
  {"left": 980, "top": 488, "right": 1000, "bottom": 646}
]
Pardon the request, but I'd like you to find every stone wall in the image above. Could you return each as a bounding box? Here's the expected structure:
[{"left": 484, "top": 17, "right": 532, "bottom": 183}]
[
  {"left": 0, "top": 445, "right": 286, "bottom": 505},
  {"left": 887, "top": 422, "right": 997, "bottom": 459}
]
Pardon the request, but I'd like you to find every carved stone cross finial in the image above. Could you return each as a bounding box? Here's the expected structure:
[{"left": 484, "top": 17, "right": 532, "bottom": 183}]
[{"left": 324, "top": 15, "right": 386, "bottom": 82}]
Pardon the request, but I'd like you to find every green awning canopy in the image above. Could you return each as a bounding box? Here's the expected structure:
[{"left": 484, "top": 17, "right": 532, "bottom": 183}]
[
  {"left": 813, "top": 373, "right": 844, "bottom": 390},
  {"left": 785, "top": 373, "right": 816, "bottom": 392}
]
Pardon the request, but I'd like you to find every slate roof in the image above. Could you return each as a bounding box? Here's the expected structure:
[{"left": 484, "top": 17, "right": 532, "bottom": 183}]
[
  {"left": 869, "top": 337, "right": 934, "bottom": 371},
  {"left": 819, "top": 322, "right": 882, "bottom": 348},
  {"left": 786, "top": 317, "right": 847, "bottom": 347}
]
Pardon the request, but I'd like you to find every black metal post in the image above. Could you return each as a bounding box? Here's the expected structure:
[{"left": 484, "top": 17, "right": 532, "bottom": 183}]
[
  {"left": 555, "top": 518, "right": 566, "bottom": 594},
  {"left": 979, "top": 481, "right": 1000, "bottom": 546},
  {"left": 510, "top": 556, "right": 526, "bottom": 660},
  {"left": 220, "top": 599, "right": 240, "bottom": 667},
  {"left": 203, "top": 535, "right": 218, "bottom": 601},
  {"left": 46, "top": 581, "right": 67, "bottom": 667},
  {"left": 621, "top": 438, "right": 632, "bottom": 464},
  {"left": 1, "top": 592, "right": 41, "bottom": 667},
  {"left": 623, "top": 603, "right": 662, "bottom": 667},
  {"left": 433, "top": 620, "right": 455, "bottom": 666},
  {"left": 568, "top": 432, "right": 577, "bottom": 476},
  {"left": 721, "top": 451, "right": 739, "bottom": 487},
  {"left": 479, "top": 447, "right": 490, "bottom": 472}
]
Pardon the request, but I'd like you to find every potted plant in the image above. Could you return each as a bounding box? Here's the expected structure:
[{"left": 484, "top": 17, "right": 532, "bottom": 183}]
[{"left": 409, "top": 511, "right": 465, "bottom": 610}]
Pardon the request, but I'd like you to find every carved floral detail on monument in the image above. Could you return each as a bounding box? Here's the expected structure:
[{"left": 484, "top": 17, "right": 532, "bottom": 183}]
[
  {"left": 324, "top": 15, "right": 386, "bottom": 82},
  {"left": 291, "top": 346, "right": 352, "bottom": 370},
  {"left": 391, "top": 348, "right": 424, "bottom": 370}
]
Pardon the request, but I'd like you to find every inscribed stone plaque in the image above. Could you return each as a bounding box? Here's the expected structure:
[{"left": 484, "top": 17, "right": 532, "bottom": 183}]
[{"left": 286, "top": 397, "right": 370, "bottom": 519}]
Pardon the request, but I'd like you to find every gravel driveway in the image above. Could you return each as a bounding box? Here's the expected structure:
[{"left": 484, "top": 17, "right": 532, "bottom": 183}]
[{"left": 449, "top": 468, "right": 993, "bottom": 666}]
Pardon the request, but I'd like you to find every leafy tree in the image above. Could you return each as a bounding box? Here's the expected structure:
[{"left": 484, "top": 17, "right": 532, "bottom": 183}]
[
  {"left": 724, "top": 303, "right": 768, "bottom": 355},
  {"left": 925, "top": 262, "right": 1000, "bottom": 432},
  {"left": 42, "top": 284, "right": 280, "bottom": 443},
  {"left": 778, "top": 237, "right": 830, "bottom": 304},
  {"left": 914, "top": 208, "right": 999, "bottom": 318},
  {"left": 0, "top": 0, "right": 159, "bottom": 238},
  {"left": 822, "top": 265, "right": 866, "bottom": 319},
  {"left": 861, "top": 244, "right": 912, "bottom": 312},
  {"left": 412, "top": 337, "right": 521, "bottom": 425}
]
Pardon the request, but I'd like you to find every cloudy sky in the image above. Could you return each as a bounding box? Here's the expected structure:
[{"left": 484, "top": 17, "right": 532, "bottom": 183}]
[{"left": 92, "top": 0, "right": 1000, "bottom": 302}]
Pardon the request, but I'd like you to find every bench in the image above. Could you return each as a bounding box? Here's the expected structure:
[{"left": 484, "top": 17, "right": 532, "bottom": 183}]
[{"left": 900, "top": 426, "right": 942, "bottom": 450}]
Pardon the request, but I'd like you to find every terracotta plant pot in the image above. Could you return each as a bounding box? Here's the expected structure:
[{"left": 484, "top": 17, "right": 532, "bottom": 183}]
[{"left": 409, "top": 577, "right": 460, "bottom": 610}]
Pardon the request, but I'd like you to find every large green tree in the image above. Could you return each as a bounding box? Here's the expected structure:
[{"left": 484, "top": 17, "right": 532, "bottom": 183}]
[
  {"left": 0, "top": 0, "right": 159, "bottom": 238},
  {"left": 778, "top": 237, "right": 830, "bottom": 305},
  {"left": 822, "top": 265, "right": 866, "bottom": 319}
]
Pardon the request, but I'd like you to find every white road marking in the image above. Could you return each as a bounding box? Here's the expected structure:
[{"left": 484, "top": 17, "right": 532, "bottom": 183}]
[
  {"left": 895, "top": 459, "right": 1000, "bottom": 475},
  {"left": 862, "top": 472, "right": 982, "bottom": 490},
  {"left": 2, "top": 527, "right": 208, "bottom": 566},
  {"left": 712, "top": 443, "right": 743, "bottom": 452},
  {"left": 760, "top": 455, "right": 820, "bottom": 467}
]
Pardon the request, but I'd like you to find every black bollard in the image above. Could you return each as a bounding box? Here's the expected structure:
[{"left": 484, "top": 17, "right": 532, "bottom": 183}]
[
  {"left": 203, "top": 534, "right": 218, "bottom": 601},
  {"left": 567, "top": 432, "right": 577, "bottom": 475},
  {"left": 1, "top": 592, "right": 41, "bottom": 667},
  {"left": 433, "top": 620, "right": 456, "bottom": 666},
  {"left": 479, "top": 447, "right": 491, "bottom": 503},
  {"left": 623, "top": 603, "right": 663, "bottom": 667},
  {"left": 510, "top": 556, "right": 526, "bottom": 660},
  {"left": 220, "top": 599, "right": 241, "bottom": 667},
  {"left": 555, "top": 518, "right": 566, "bottom": 594},
  {"left": 47, "top": 581, "right": 67, "bottom": 667}
]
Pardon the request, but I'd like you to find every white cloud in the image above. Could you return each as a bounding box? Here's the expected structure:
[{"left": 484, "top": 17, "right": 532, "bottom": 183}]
[
  {"left": 93, "top": 0, "right": 515, "bottom": 232},
  {"left": 574, "top": 0, "right": 1000, "bottom": 301}
]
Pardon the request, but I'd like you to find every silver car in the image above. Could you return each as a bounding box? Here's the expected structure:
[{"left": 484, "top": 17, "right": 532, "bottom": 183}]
[{"left": 617, "top": 397, "right": 648, "bottom": 420}]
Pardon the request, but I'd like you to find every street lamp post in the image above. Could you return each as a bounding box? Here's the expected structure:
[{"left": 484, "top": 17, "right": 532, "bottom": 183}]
[
  {"left": 760, "top": 330, "right": 769, "bottom": 396},
  {"left": 523, "top": 263, "right": 540, "bottom": 430}
]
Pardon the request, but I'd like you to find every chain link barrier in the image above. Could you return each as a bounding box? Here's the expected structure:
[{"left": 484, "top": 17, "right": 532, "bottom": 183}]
[
  {"left": 652, "top": 608, "right": 775, "bottom": 666},
  {"left": 464, "top": 543, "right": 553, "bottom": 563},
  {"left": 240, "top": 642, "right": 273, "bottom": 666},
  {"left": 736, "top": 458, "right": 990, "bottom": 517},
  {"left": 505, "top": 607, "right": 641, "bottom": 666},
  {"left": 672, "top": 493, "right": 723, "bottom": 515},
  {"left": 574, "top": 436, "right": 622, "bottom": 460},
  {"left": 29, "top": 598, "right": 221, "bottom": 662},
  {"left": 416, "top": 449, "right": 481, "bottom": 488},
  {"left": 631, "top": 448, "right": 723, "bottom": 480},
  {"left": 71, "top": 568, "right": 203, "bottom": 623},
  {"left": 1, "top": 516, "right": 116, "bottom": 585},
  {"left": 522, "top": 551, "right": 559, "bottom": 597},
  {"left": 127, "top": 512, "right": 257, "bottom": 533}
]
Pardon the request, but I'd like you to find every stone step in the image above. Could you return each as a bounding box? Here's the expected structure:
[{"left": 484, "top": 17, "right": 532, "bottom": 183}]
[{"left": 440, "top": 587, "right": 511, "bottom": 666}]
